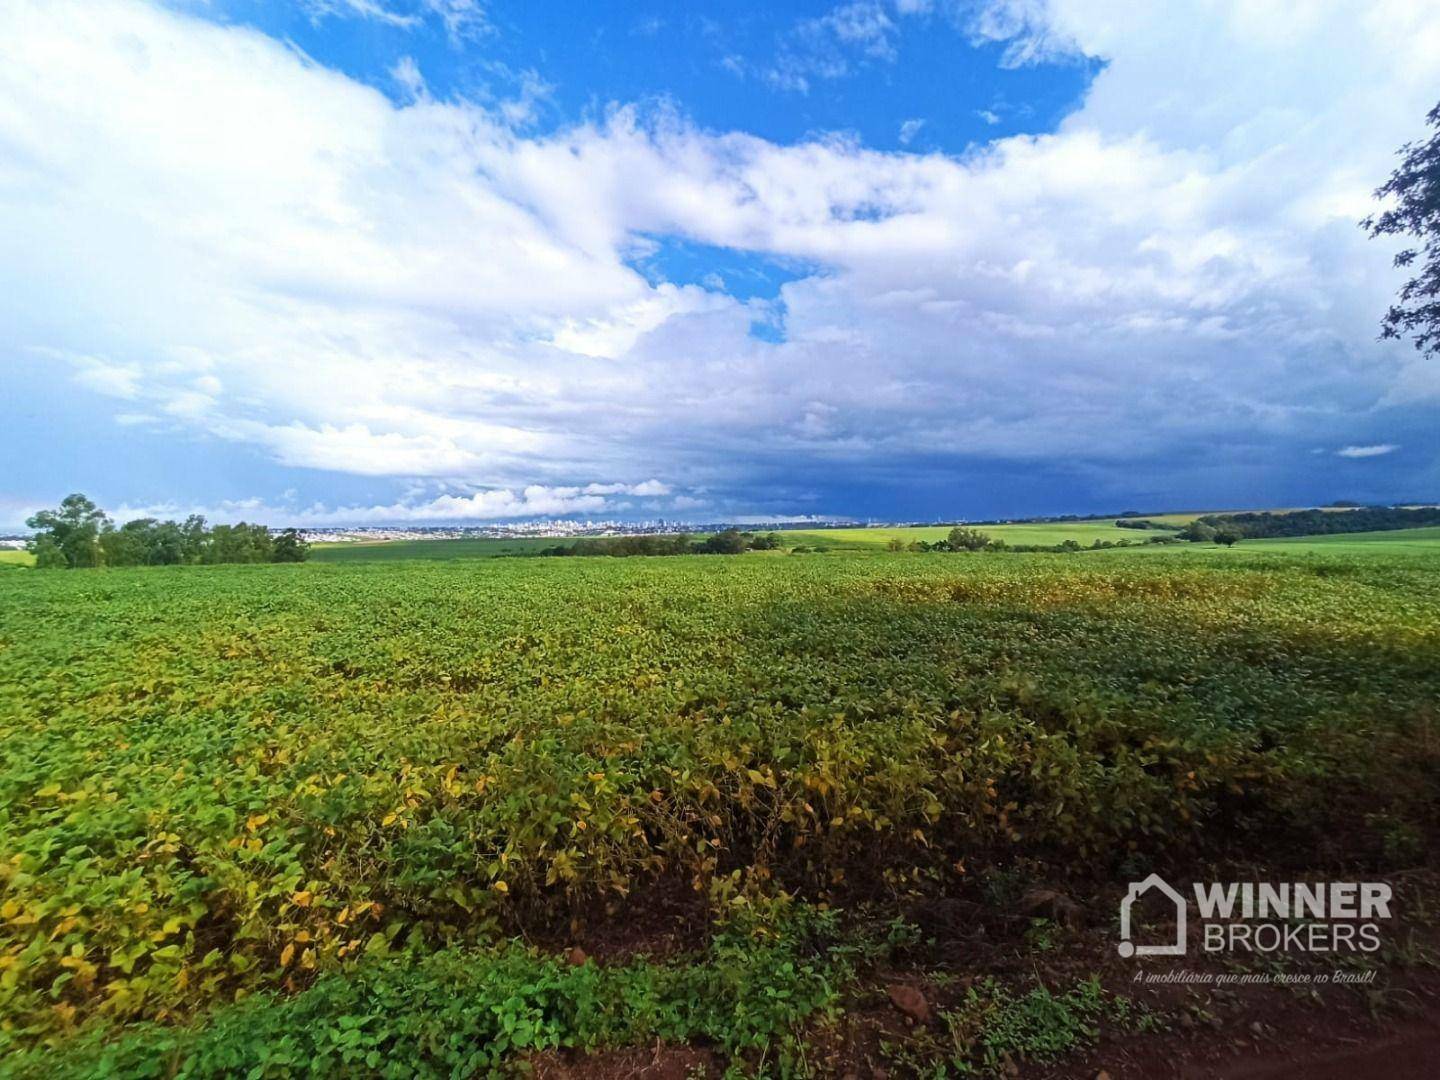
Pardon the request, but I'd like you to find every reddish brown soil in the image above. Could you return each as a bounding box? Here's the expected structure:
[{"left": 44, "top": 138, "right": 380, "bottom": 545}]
[
  {"left": 529, "top": 1044, "right": 719, "bottom": 1079},
  {"left": 530, "top": 869, "right": 1440, "bottom": 1078}
]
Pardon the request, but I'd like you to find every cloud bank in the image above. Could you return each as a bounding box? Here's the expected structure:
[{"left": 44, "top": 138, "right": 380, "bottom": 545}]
[{"left": 1, "top": 0, "right": 1438, "bottom": 522}]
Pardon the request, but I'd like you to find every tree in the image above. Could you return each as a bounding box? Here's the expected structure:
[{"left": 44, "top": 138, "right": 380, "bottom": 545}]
[
  {"left": 205, "top": 522, "right": 274, "bottom": 564},
  {"left": 22, "top": 496, "right": 303, "bottom": 569},
  {"left": 180, "top": 515, "right": 209, "bottom": 563},
  {"left": 1212, "top": 527, "right": 1243, "bottom": 547},
  {"left": 1178, "top": 521, "right": 1217, "bottom": 543},
  {"left": 946, "top": 526, "right": 992, "bottom": 552},
  {"left": 1364, "top": 101, "right": 1440, "bottom": 357},
  {"left": 146, "top": 520, "right": 187, "bottom": 565},
  {"left": 26, "top": 493, "right": 109, "bottom": 568},
  {"left": 29, "top": 535, "right": 68, "bottom": 569},
  {"left": 272, "top": 528, "right": 310, "bottom": 563},
  {"left": 99, "top": 519, "right": 150, "bottom": 567},
  {"left": 698, "top": 528, "right": 748, "bottom": 555}
]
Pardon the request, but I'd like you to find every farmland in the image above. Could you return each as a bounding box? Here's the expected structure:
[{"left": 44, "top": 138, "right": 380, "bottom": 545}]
[
  {"left": 310, "top": 537, "right": 563, "bottom": 562},
  {"left": 2, "top": 542, "right": 1439, "bottom": 1075},
  {"left": 308, "top": 520, "right": 1200, "bottom": 562},
  {"left": 305, "top": 519, "right": 1440, "bottom": 562},
  {"left": 779, "top": 519, "right": 1197, "bottom": 550}
]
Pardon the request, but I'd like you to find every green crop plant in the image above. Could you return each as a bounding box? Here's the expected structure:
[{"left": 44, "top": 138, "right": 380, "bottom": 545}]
[{"left": 1, "top": 550, "right": 1437, "bottom": 1065}]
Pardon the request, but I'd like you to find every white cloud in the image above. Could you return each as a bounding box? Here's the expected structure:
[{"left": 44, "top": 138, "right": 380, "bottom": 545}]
[
  {"left": 302, "top": 0, "right": 419, "bottom": 31},
  {"left": 898, "top": 118, "right": 925, "bottom": 145},
  {"left": 65, "top": 354, "right": 143, "bottom": 399},
  {"left": 421, "top": 0, "right": 490, "bottom": 43},
  {"left": 110, "top": 480, "right": 677, "bottom": 526},
  {"left": 3, "top": 0, "right": 1438, "bottom": 514},
  {"left": 495, "top": 68, "right": 554, "bottom": 128},
  {"left": 391, "top": 55, "right": 427, "bottom": 100},
  {"left": 1336, "top": 444, "right": 1398, "bottom": 459},
  {"left": 766, "top": 2, "right": 902, "bottom": 91},
  {"left": 961, "top": 0, "right": 1085, "bottom": 68},
  {"left": 302, "top": 0, "right": 489, "bottom": 42}
]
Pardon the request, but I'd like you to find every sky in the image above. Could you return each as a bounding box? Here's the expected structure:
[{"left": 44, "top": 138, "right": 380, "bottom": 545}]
[{"left": 2, "top": 0, "right": 1438, "bottom": 528}]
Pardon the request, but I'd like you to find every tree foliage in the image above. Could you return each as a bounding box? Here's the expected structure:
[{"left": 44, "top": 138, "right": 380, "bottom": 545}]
[
  {"left": 540, "top": 529, "right": 782, "bottom": 558},
  {"left": 1192, "top": 505, "right": 1440, "bottom": 541},
  {"left": 1364, "top": 101, "right": 1440, "bottom": 356},
  {"left": 25, "top": 493, "right": 108, "bottom": 568},
  {"left": 24, "top": 494, "right": 308, "bottom": 568},
  {"left": 946, "top": 526, "right": 994, "bottom": 552}
]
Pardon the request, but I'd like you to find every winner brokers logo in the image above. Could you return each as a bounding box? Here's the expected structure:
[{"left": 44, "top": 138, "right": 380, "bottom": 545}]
[{"left": 1118, "top": 873, "right": 1392, "bottom": 957}]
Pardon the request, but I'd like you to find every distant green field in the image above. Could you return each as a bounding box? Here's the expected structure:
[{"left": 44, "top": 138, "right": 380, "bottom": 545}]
[
  {"left": 310, "top": 536, "right": 561, "bottom": 561},
  {"left": 0, "top": 548, "right": 33, "bottom": 567},
  {"left": 308, "top": 522, "right": 1166, "bottom": 561},
  {"left": 1247, "top": 525, "right": 1440, "bottom": 555},
  {"left": 305, "top": 517, "right": 1440, "bottom": 562},
  {"left": 783, "top": 520, "right": 1161, "bottom": 549}
]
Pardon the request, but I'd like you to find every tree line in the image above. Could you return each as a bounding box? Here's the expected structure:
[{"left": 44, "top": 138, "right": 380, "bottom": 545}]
[
  {"left": 24, "top": 494, "right": 309, "bottom": 569},
  {"left": 1178, "top": 505, "right": 1440, "bottom": 542},
  {"left": 538, "top": 529, "right": 783, "bottom": 558},
  {"left": 888, "top": 526, "right": 1181, "bottom": 554}
]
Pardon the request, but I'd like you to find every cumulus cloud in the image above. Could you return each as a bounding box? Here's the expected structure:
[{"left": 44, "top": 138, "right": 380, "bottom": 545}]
[
  {"left": 102, "top": 481, "right": 677, "bottom": 527},
  {"left": 2, "top": 0, "right": 1438, "bottom": 518}
]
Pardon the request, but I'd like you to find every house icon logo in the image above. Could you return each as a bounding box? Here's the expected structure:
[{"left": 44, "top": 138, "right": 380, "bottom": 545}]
[{"left": 1118, "top": 873, "right": 1187, "bottom": 957}]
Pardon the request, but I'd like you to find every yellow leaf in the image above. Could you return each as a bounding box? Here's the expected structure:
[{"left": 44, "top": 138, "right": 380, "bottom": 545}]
[
  {"left": 492, "top": 881, "right": 509, "bottom": 894},
  {"left": 280, "top": 943, "right": 295, "bottom": 967},
  {"left": 292, "top": 890, "right": 313, "bottom": 908}
]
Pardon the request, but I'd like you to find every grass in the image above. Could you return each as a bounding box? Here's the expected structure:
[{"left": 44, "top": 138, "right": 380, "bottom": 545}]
[
  {"left": 1248, "top": 525, "right": 1440, "bottom": 554},
  {"left": 784, "top": 520, "right": 1168, "bottom": 549},
  {"left": 0, "top": 549, "right": 34, "bottom": 567},
  {"left": 2, "top": 547, "right": 1438, "bottom": 1071}
]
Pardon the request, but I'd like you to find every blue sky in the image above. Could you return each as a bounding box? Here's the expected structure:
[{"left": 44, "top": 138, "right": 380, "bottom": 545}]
[
  {"left": 1, "top": 0, "right": 1437, "bottom": 528},
  {"left": 221, "top": 2, "right": 1098, "bottom": 151}
]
